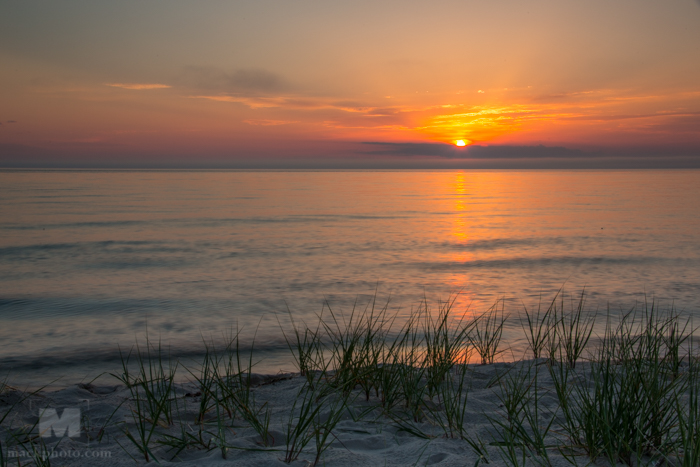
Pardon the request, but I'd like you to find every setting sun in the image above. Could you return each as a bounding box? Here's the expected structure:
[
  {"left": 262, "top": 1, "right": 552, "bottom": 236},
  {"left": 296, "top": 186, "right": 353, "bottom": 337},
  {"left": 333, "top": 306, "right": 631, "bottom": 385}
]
[{"left": 455, "top": 140, "right": 467, "bottom": 147}]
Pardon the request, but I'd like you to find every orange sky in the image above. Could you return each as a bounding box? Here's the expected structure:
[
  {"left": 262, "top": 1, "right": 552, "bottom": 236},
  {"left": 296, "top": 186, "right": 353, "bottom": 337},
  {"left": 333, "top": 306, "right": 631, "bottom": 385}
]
[{"left": 1, "top": 1, "right": 699, "bottom": 167}]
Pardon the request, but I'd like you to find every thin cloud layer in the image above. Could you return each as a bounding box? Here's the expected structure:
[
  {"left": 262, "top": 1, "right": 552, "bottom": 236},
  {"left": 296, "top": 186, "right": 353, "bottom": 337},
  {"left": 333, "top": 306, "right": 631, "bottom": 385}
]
[
  {"left": 105, "top": 83, "right": 171, "bottom": 90},
  {"left": 178, "top": 66, "right": 288, "bottom": 94},
  {"left": 361, "top": 142, "right": 586, "bottom": 159},
  {"left": 243, "top": 119, "right": 298, "bottom": 126}
]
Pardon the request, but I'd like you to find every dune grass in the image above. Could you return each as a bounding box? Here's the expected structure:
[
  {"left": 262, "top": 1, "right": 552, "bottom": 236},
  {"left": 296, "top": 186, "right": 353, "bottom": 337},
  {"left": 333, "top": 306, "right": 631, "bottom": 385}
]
[
  {"left": 1, "top": 290, "right": 699, "bottom": 466},
  {"left": 553, "top": 304, "right": 693, "bottom": 465}
]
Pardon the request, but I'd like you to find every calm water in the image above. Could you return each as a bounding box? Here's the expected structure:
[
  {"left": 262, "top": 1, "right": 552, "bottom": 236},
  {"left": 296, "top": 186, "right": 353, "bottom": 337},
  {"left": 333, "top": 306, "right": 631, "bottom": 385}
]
[{"left": 2, "top": 170, "right": 700, "bottom": 385}]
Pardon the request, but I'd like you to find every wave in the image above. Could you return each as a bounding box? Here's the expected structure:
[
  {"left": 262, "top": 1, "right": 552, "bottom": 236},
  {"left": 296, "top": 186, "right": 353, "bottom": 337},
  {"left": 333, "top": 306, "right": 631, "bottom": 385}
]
[
  {"left": 0, "top": 335, "right": 295, "bottom": 373},
  {"left": 442, "top": 237, "right": 571, "bottom": 251},
  {"left": 440, "top": 235, "right": 645, "bottom": 252},
  {"left": 416, "top": 255, "right": 689, "bottom": 270},
  {"left": 0, "top": 240, "right": 196, "bottom": 258},
  {"left": 1, "top": 213, "right": 411, "bottom": 231},
  {"left": 0, "top": 296, "right": 194, "bottom": 320}
]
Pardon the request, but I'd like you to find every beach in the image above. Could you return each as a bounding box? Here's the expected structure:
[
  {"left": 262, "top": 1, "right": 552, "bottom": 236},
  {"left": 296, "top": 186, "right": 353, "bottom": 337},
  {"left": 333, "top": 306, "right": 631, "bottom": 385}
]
[
  {"left": 2, "top": 362, "right": 557, "bottom": 466},
  {"left": 2, "top": 303, "right": 699, "bottom": 466}
]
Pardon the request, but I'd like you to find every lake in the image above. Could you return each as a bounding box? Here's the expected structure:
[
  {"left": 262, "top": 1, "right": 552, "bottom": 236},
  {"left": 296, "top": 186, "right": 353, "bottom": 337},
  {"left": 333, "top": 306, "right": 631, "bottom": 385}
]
[{"left": 1, "top": 169, "right": 699, "bottom": 386}]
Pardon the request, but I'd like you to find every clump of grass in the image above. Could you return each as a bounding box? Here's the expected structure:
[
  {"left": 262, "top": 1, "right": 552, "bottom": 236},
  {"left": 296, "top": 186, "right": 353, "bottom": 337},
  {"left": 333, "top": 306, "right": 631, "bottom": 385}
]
[
  {"left": 283, "top": 368, "right": 352, "bottom": 465},
  {"left": 162, "top": 326, "right": 276, "bottom": 458},
  {"left": 156, "top": 391, "right": 214, "bottom": 461},
  {"left": 375, "top": 316, "right": 416, "bottom": 411},
  {"left": 283, "top": 292, "right": 488, "bottom": 450},
  {"left": 552, "top": 303, "right": 692, "bottom": 465},
  {"left": 489, "top": 361, "right": 556, "bottom": 466},
  {"left": 520, "top": 293, "right": 556, "bottom": 360},
  {"left": 174, "top": 335, "right": 235, "bottom": 459},
  {"left": 392, "top": 313, "right": 428, "bottom": 422},
  {"left": 311, "top": 389, "right": 349, "bottom": 466},
  {"left": 471, "top": 300, "right": 507, "bottom": 365},
  {"left": 423, "top": 296, "right": 474, "bottom": 398},
  {"left": 429, "top": 354, "right": 472, "bottom": 440},
  {"left": 213, "top": 328, "right": 274, "bottom": 447},
  {"left": 115, "top": 339, "right": 178, "bottom": 463},
  {"left": 280, "top": 306, "right": 326, "bottom": 389},
  {"left": 284, "top": 382, "right": 321, "bottom": 463},
  {"left": 555, "top": 289, "right": 595, "bottom": 369},
  {"left": 677, "top": 350, "right": 700, "bottom": 466},
  {"left": 663, "top": 311, "right": 690, "bottom": 380},
  {"left": 189, "top": 340, "right": 220, "bottom": 425},
  {"left": 322, "top": 296, "right": 392, "bottom": 399}
]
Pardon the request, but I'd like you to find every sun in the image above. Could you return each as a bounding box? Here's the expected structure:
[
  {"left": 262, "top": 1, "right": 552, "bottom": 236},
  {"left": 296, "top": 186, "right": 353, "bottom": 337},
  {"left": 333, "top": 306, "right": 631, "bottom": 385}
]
[{"left": 455, "top": 140, "right": 467, "bottom": 147}]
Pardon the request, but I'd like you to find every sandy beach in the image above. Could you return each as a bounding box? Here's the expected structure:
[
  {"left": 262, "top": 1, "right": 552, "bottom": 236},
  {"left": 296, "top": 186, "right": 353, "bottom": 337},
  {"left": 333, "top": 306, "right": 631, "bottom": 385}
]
[
  {"left": 2, "top": 361, "right": 571, "bottom": 467},
  {"left": 3, "top": 297, "right": 700, "bottom": 467},
  {"left": 2, "top": 345, "right": 697, "bottom": 467}
]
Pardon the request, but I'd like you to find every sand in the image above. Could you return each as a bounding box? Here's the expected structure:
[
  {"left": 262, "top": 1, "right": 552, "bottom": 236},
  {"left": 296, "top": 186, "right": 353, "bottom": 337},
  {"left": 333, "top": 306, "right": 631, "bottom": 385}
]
[{"left": 0, "top": 359, "right": 602, "bottom": 467}]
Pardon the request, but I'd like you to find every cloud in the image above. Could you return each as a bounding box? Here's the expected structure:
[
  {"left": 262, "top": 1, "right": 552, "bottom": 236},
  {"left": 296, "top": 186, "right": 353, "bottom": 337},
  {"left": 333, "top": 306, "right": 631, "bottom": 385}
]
[
  {"left": 178, "top": 66, "right": 287, "bottom": 94},
  {"left": 190, "top": 94, "right": 407, "bottom": 116},
  {"left": 563, "top": 110, "right": 700, "bottom": 123},
  {"left": 105, "top": 83, "right": 171, "bottom": 90},
  {"left": 647, "top": 114, "right": 700, "bottom": 133},
  {"left": 190, "top": 94, "right": 283, "bottom": 109},
  {"left": 243, "top": 119, "right": 298, "bottom": 126},
  {"left": 7, "top": 120, "right": 17, "bottom": 123},
  {"left": 466, "top": 145, "right": 586, "bottom": 159},
  {"left": 362, "top": 142, "right": 460, "bottom": 157},
  {"left": 533, "top": 90, "right": 598, "bottom": 102},
  {"left": 361, "top": 142, "right": 587, "bottom": 159}
]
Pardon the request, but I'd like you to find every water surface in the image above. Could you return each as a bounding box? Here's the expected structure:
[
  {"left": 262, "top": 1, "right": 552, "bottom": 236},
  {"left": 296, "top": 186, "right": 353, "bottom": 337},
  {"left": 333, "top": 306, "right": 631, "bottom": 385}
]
[{"left": 1, "top": 170, "right": 699, "bottom": 385}]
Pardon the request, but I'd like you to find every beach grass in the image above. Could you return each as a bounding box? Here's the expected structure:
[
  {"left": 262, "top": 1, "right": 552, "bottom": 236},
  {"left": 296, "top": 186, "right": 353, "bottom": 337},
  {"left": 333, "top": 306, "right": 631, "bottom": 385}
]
[
  {"left": 113, "top": 339, "right": 178, "bottom": 462},
  {"left": 553, "top": 304, "right": 692, "bottom": 465},
  {"left": 1, "top": 290, "right": 699, "bottom": 466}
]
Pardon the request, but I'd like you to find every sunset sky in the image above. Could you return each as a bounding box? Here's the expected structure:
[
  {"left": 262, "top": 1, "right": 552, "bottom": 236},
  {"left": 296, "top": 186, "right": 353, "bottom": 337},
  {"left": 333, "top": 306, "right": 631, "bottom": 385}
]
[{"left": 1, "top": 0, "right": 699, "bottom": 168}]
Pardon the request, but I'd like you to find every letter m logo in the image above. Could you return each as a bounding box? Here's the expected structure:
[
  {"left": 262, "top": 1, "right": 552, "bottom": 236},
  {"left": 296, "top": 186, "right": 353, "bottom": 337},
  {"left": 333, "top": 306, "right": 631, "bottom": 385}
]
[{"left": 39, "top": 408, "right": 81, "bottom": 438}]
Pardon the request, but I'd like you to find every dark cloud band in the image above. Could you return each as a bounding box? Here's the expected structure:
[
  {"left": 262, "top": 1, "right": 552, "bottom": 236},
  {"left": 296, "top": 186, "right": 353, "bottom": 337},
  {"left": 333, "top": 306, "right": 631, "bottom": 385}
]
[{"left": 360, "top": 142, "right": 585, "bottom": 159}]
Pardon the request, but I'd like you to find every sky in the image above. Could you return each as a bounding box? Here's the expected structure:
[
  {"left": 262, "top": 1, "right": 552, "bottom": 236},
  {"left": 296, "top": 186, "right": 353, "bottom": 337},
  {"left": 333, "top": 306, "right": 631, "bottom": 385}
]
[{"left": 1, "top": 0, "right": 699, "bottom": 168}]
